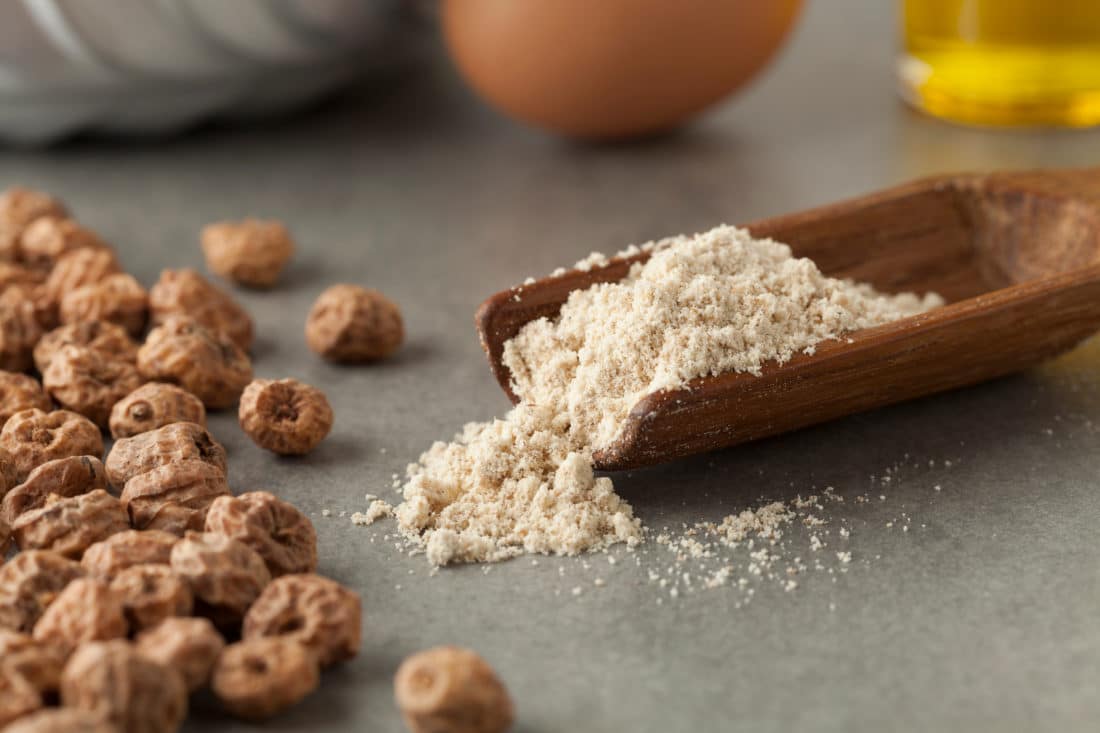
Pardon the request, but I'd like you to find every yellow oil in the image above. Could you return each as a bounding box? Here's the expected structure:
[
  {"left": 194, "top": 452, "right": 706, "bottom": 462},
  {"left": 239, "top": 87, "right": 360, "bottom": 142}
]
[{"left": 900, "top": 0, "right": 1100, "bottom": 126}]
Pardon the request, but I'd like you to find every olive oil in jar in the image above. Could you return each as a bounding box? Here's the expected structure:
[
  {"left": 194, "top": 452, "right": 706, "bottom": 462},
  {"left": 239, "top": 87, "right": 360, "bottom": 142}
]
[{"left": 899, "top": 0, "right": 1100, "bottom": 126}]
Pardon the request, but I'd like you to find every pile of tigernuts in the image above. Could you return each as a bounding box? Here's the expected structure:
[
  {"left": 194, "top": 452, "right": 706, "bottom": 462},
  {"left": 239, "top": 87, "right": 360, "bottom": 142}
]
[{"left": 0, "top": 188, "right": 514, "bottom": 733}]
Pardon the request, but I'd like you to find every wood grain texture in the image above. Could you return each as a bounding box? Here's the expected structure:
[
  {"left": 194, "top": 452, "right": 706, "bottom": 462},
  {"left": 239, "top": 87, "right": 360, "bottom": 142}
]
[{"left": 475, "top": 167, "right": 1100, "bottom": 470}]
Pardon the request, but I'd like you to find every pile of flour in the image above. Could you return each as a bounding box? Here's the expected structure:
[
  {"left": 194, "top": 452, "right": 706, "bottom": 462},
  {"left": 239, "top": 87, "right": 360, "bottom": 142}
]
[{"left": 394, "top": 225, "right": 944, "bottom": 566}]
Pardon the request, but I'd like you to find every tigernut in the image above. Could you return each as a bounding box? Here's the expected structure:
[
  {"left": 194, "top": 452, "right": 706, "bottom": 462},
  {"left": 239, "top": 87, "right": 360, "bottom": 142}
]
[
  {"left": 135, "top": 617, "right": 225, "bottom": 692},
  {"left": 110, "top": 565, "right": 193, "bottom": 631},
  {"left": 81, "top": 529, "right": 178, "bottom": 579},
  {"left": 105, "top": 421, "right": 227, "bottom": 489},
  {"left": 11, "top": 489, "right": 129, "bottom": 558},
  {"left": 212, "top": 637, "right": 319, "bottom": 720},
  {"left": 0, "top": 409, "right": 103, "bottom": 484},
  {"left": 0, "top": 372, "right": 51, "bottom": 427},
  {"left": 2, "top": 455, "right": 107, "bottom": 526},
  {"left": 33, "top": 319, "right": 138, "bottom": 374},
  {"left": 204, "top": 491, "right": 317, "bottom": 577},
  {"left": 59, "top": 273, "right": 148, "bottom": 337},
  {"left": 19, "top": 217, "right": 110, "bottom": 271},
  {"left": 42, "top": 344, "right": 144, "bottom": 427},
  {"left": 0, "top": 188, "right": 66, "bottom": 262},
  {"left": 149, "top": 268, "right": 253, "bottom": 350},
  {"left": 238, "top": 378, "right": 333, "bottom": 455},
  {"left": 394, "top": 646, "right": 515, "bottom": 733},
  {"left": 137, "top": 316, "right": 252, "bottom": 408},
  {"left": 32, "top": 577, "right": 128, "bottom": 656},
  {"left": 169, "top": 532, "right": 271, "bottom": 626},
  {"left": 201, "top": 219, "right": 294, "bottom": 288},
  {"left": 243, "top": 573, "right": 361, "bottom": 667},
  {"left": 109, "top": 382, "right": 206, "bottom": 439},
  {"left": 305, "top": 284, "right": 404, "bottom": 362},
  {"left": 0, "top": 550, "right": 84, "bottom": 633},
  {"left": 120, "top": 458, "right": 230, "bottom": 535}
]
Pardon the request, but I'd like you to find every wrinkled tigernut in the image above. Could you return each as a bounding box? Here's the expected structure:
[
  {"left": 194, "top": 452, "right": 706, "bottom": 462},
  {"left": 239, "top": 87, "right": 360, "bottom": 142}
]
[
  {"left": 105, "top": 421, "right": 227, "bottom": 489},
  {"left": 0, "top": 550, "right": 84, "bottom": 633},
  {"left": 81, "top": 530, "right": 178, "bottom": 578},
  {"left": 238, "top": 378, "right": 333, "bottom": 456},
  {"left": 0, "top": 188, "right": 66, "bottom": 262},
  {"left": 0, "top": 287, "right": 44, "bottom": 372},
  {"left": 0, "top": 630, "right": 65, "bottom": 695},
  {"left": 0, "top": 263, "right": 46, "bottom": 293},
  {"left": 19, "top": 217, "right": 110, "bottom": 271},
  {"left": 110, "top": 565, "right": 193, "bottom": 631},
  {"left": 109, "top": 383, "right": 206, "bottom": 440},
  {"left": 212, "top": 637, "right": 319, "bottom": 720},
  {"left": 59, "top": 273, "right": 148, "bottom": 337},
  {"left": 201, "top": 219, "right": 294, "bottom": 288},
  {"left": 243, "top": 574, "right": 361, "bottom": 667},
  {"left": 137, "top": 317, "right": 253, "bottom": 408},
  {"left": 0, "top": 409, "right": 102, "bottom": 484},
  {"left": 60, "top": 640, "right": 187, "bottom": 733},
  {"left": 305, "top": 284, "right": 404, "bottom": 363},
  {"left": 120, "top": 459, "right": 230, "bottom": 535},
  {"left": 205, "top": 491, "right": 317, "bottom": 577},
  {"left": 149, "top": 269, "right": 253, "bottom": 350},
  {"left": 3, "top": 709, "right": 117, "bottom": 733},
  {"left": 0, "top": 667, "right": 42, "bottom": 728},
  {"left": 394, "top": 646, "right": 515, "bottom": 733},
  {"left": 169, "top": 532, "right": 271, "bottom": 626},
  {"left": 135, "top": 617, "right": 225, "bottom": 692},
  {"left": 32, "top": 577, "right": 127, "bottom": 656},
  {"left": 43, "top": 345, "right": 144, "bottom": 427},
  {"left": 12, "top": 489, "right": 128, "bottom": 558},
  {"left": 33, "top": 320, "right": 138, "bottom": 374},
  {"left": 2, "top": 455, "right": 107, "bottom": 525},
  {"left": 42, "top": 247, "right": 121, "bottom": 304},
  {"left": 0, "top": 371, "right": 51, "bottom": 426}
]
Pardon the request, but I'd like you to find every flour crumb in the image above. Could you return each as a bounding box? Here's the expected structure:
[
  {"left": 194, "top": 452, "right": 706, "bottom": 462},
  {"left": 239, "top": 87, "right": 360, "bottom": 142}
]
[{"left": 351, "top": 500, "right": 394, "bottom": 527}]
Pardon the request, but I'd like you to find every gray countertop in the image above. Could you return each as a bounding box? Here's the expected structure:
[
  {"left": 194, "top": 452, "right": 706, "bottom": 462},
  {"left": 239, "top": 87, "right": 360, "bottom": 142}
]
[{"left": 4, "top": 2, "right": 1100, "bottom": 731}]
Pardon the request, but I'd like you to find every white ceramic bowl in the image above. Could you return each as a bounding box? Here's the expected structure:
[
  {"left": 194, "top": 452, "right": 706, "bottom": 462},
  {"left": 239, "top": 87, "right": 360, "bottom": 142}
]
[{"left": 0, "top": 0, "right": 423, "bottom": 144}]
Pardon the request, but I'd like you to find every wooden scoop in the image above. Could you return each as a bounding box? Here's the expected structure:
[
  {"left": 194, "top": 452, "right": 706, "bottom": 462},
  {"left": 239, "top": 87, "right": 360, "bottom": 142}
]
[{"left": 475, "top": 167, "right": 1100, "bottom": 471}]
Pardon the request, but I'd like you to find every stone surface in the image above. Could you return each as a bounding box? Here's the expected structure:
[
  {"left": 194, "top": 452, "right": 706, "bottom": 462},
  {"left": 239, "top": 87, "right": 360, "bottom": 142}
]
[{"left": 2, "top": 3, "right": 1099, "bottom": 731}]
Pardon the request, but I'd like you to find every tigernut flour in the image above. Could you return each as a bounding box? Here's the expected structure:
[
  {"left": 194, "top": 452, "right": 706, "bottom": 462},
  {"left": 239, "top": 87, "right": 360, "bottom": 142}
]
[{"left": 395, "top": 225, "right": 944, "bottom": 565}]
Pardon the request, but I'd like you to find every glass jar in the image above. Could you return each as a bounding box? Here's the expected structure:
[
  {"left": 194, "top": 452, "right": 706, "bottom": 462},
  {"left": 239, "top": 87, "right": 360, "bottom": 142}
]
[{"left": 899, "top": 0, "right": 1100, "bottom": 126}]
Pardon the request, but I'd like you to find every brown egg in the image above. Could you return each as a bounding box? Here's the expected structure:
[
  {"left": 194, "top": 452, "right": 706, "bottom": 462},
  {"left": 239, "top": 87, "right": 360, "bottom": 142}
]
[{"left": 442, "top": 0, "right": 804, "bottom": 140}]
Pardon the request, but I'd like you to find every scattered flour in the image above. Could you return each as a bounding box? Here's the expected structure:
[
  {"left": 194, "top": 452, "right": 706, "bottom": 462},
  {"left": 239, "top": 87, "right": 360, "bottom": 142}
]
[{"left": 391, "top": 225, "right": 943, "bottom": 566}]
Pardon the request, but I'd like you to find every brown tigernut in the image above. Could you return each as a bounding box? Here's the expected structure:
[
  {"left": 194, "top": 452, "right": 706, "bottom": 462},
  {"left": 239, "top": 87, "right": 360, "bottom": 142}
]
[
  {"left": 81, "top": 530, "right": 178, "bottom": 579},
  {"left": 394, "top": 646, "right": 515, "bottom": 733},
  {"left": 0, "top": 287, "right": 44, "bottom": 372},
  {"left": 105, "top": 421, "right": 227, "bottom": 489},
  {"left": 306, "top": 284, "right": 404, "bottom": 363},
  {"left": 60, "top": 640, "right": 187, "bottom": 733},
  {"left": 0, "top": 630, "right": 66, "bottom": 695},
  {"left": 42, "top": 247, "right": 121, "bottom": 304},
  {"left": 201, "top": 219, "right": 294, "bottom": 288},
  {"left": 238, "top": 378, "right": 333, "bottom": 456},
  {"left": 137, "top": 316, "right": 253, "bottom": 409},
  {"left": 2, "top": 455, "right": 107, "bottom": 525},
  {"left": 205, "top": 491, "right": 317, "bottom": 577},
  {"left": 0, "top": 513, "right": 10, "bottom": 555},
  {"left": 12, "top": 489, "right": 129, "bottom": 558},
  {"left": 169, "top": 532, "right": 271, "bottom": 626},
  {"left": 0, "top": 188, "right": 67, "bottom": 262},
  {"left": 243, "top": 574, "right": 361, "bottom": 667},
  {"left": 0, "top": 667, "right": 42, "bottom": 728},
  {"left": 0, "top": 550, "right": 84, "bottom": 633},
  {"left": 109, "top": 383, "right": 206, "bottom": 440},
  {"left": 32, "top": 578, "right": 128, "bottom": 656},
  {"left": 212, "top": 637, "right": 319, "bottom": 720},
  {"left": 19, "top": 218, "right": 110, "bottom": 271},
  {"left": 0, "top": 409, "right": 103, "bottom": 483},
  {"left": 110, "top": 565, "right": 193, "bottom": 631},
  {"left": 3, "top": 709, "right": 117, "bottom": 733},
  {"left": 120, "top": 458, "right": 230, "bottom": 535},
  {"left": 0, "top": 371, "right": 51, "bottom": 426},
  {"left": 42, "top": 345, "right": 144, "bottom": 427},
  {"left": 59, "top": 273, "right": 148, "bottom": 337},
  {"left": 0, "top": 263, "right": 46, "bottom": 293},
  {"left": 135, "top": 617, "right": 225, "bottom": 692},
  {"left": 33, "top": 320, "right": 138, "bottom": 374},
  {"left": 149, "top": 268, "right": 254, "bottom": 350}
]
